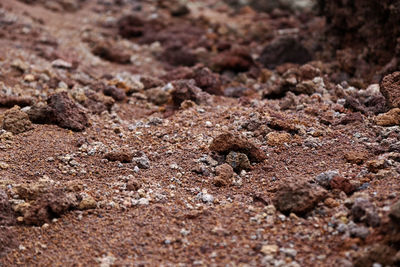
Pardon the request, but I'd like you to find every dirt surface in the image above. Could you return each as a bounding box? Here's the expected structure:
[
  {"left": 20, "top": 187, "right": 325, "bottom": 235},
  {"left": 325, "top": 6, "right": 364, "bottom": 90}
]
[{"left": 0, "top": 0, "right": 400, "bottom": 266}]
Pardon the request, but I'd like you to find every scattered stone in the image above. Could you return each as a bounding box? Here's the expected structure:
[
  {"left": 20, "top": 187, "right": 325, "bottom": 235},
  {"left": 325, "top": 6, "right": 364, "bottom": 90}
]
[
  {"left": 0, "top": 96, "right": 34, "bottom": 108},
  {"left": 102, "top": 85, "right": 126, "bottom": 101},
  {"left": 366, "top": 159, "right": 386, "bottom": 173},
  {"left": 380, "top": 72, "right": 400, "bottom": 108},
  {"left": 259, "top": 36, "right": 312, "bottom": 69},
  {"left": 225, "top": 151, "right": 251, "bottom": 172},
  {"left": 212, "top": 46, "right": 254, "bottom": 72},
  {"left": 273, "top": 182, "right": 327, "bottom": 216},
  {"left": 280, "top": 247, "right": 298, "bottom": 258},
  {"left": 47, "top": 92, "right": 89, "bottom": 131},
  {"left": 132, "top": 151, "right": 150, "bottom": 169},
  {"left": 92, "top": 41, "right": 131, "bottom": 64},
  {"left": 145, "top": 87, "right": 170, "bottom": 105},
  {"left": 104, "top": 149, "right": 132, "bottom": 163},
  {"left": 0, "top": 227, "right": 17, "bottom": 257},
  {"left": 126, "top": 179, "right": 141, "bottom": 191},
  {"left": 193, "top": 67, "right": 223, "bottom": 95},
  {"left": 209, "top": 132, "right": 266, "bottom": 162},
  {"left": 213, "top": 163, "right": 234, "bottom": 187},
  {"left": 344, "top": 151, "right": 369, "bottom": 164},
  {"left": 375, "top": 108, "right": 400, "bottom": 126},
  {"left": 201, "top": 193, "right": 214, "bottom": 203},
  {"left": 78, "top": 195, "right": 97, "bottom": 210},
  {"left": 330, "top": 176, "right": 355, "bottom": 195},
  {"left": 117, "top": 14, "right": 145, "bottom": 38},
  {"left": 2, "top": 105, "right": 33, "bottom": 134},
  {"left": 161, "top": 45, "right": 197, "bottom": 67},
  {"left": 351, "top": 198, "right": 380, "bottom": 227},
  {"left": 170, "top": 79, "right": 210, "bottom": 107},
  {"left": 140, "top": 76, "right": 164, "bottom": 90},
  {"left": 315, "top": 170, "right": 339, "bottom": 189},
  {"left": 266, "top": 132, "right": 291, "bottom": 146},
  {"left": 261, "top": 244, "right": 279, "bottom": 255}
]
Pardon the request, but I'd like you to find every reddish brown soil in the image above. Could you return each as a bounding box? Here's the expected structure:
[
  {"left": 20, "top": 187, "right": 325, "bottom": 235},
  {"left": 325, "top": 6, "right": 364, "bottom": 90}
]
[{"left": 0, "top": 0, "right": 399, "bottom": 266}]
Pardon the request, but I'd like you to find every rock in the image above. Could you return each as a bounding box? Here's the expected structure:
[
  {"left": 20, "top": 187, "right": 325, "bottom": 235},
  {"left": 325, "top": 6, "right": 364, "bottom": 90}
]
[
  {"left": 366, "top": 159, "right": 386, "bottom": 173},
  {"left": 0, "top": 227, "right": 17, "bottom": 257},
  {"left": 104, "top": 149, "right": 133, "bottom": 163},
  {"left": 389, "top": 200, "right": 400, "bottom": 223},
  {"left": 209, "top": 132, "right": 266, "bottom": 162},
  {"left": 201, "top": 193, "right": 214, "bottom": 203},
  {"left": 193, "top": 67, "right": 223, "bottom": 95},
  {"left": 380, "top": 72, "right": 400, "bottom": 108},
  {"left": 375, "top": 108, "right": 400, "bottom": 126},
  {"left": 83, "top": 89, "right": 115, "bottom": 114},
  {"left": 225, "top": 151, "right": 251, "bottom": 172},
  {"left": 329, "top": 176, "right": 356, "bottom": 195},
  {"left": 126, "top": 179, "right": 141, "bottom": 191},
  {"left": 1, "top": 105, "right": 33, "bottom": 134},
  {"left": 261, "top": 244, "right": 279, "bottom": 255},
  {"left": 266, "top": 132, "right": 291, "bottom": 146},
  {"left": 161, "top": 45, "right": 198, "bottom": 67},
  {"left": 22, "top": 190, "right": 79, "bottom": 226},
  {"left": 170, "top": 79, "right": 210, "bottom": 107},
  {"left": 78, "top": 195, "right": 97, "bottom": 210},
  {"left": 224, "top": 87, "right": 249, "bottom": 98},
  {"left": 92, "top": 41, "right": 131, "bottom": 64},
  {"left": 102, "top": 85, "right": 126, "bottom": 101},
  {"left": 212, "top": 46, "right": 254, "bottom": 72},
  {"left": 280, "top": 247, "right": 298, "bottom": 258},
  {"left": 47, "top": 92, "right": 89, "bottom": 131},
  {"left": 145, "top": 87, "right": 170, "bottom": 105},
  {"left": 259, "top": 37, "right": 312, "bottom": 69},
  {"left": 140, "top": 76, "right": 164, "bottom": 90},
  {"left": 213, "top": 163, "right": 234, "bottom": 187},
  {"left": 0, "top": 190, "right": 15, "bottom": 226},
  {"left": 344, "top": 151, "right": 369, "bottom": 164},
  {"left": 351, "top": 198, "right": 380, "bottom": 227},
  {"left": 315, "top": 170, "right": 339, "bottom": 188},
  {"left": 132, "top": 151, "right": 150, "bottom": 169},
  {"left": 273, "top": 182, "right": 327, "bottom": 216}
]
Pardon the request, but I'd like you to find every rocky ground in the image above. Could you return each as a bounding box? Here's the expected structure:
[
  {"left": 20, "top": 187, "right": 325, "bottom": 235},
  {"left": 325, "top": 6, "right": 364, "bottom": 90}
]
[{"left": 0, "top": 0, "right": 400, "bottom": 266}]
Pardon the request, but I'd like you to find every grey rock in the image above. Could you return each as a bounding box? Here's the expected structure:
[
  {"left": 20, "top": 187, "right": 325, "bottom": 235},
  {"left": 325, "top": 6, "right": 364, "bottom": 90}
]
[
  {"left": 315, "top": 170, "right": 338, "bottom": 188},
  {"left": 132, "top": 152, "right": 150, "bottom": 169},
  {"left": 351, "top": 198, "right": 380, "bottom": 227}
]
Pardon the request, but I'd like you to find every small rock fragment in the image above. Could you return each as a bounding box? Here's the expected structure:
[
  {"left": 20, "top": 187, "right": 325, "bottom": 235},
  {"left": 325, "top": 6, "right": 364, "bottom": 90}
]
[
  {"left": 104, "top": 149, "right": 132, "bottom": 163},
  {"left": 329, "top": 176, "right": 355, "bottom": 195},
  {"left": 78, "top": 195, "right": 97, "bottom": 210},
  {"left": 315, "top": 170, "right": 339, "bottom": 189},
  {"left": 132, "top": 151, "right": 150, "bottom": 169},
  {"left": 344, "top": 151, "right": 369, "bottom": 164},
  {"left": 380, "top": 71, "right": 400, "bottom": 108},
  {"left": 213, "top": 163, "right": 234, "bottom": 187},
  {"left": 375, "top": 108, "right": 400, "bottom": 126},
  {"left": 273, "top": 182, "right": 327, "bottom": 216},
  {"left": 0, "top": 189, "right": 16, "bottom": 226},
  {"left": 351, "top": 198, "right": 380, "bottom": 227},
  {"left": 1, "top": 105, "right": 33, "bottom": 134},
  {"left": 266, "top": 132, "right": 291, "bottom": 146},
  {"left": 225, "top": 151, "right": 251, "bottom": 172}
]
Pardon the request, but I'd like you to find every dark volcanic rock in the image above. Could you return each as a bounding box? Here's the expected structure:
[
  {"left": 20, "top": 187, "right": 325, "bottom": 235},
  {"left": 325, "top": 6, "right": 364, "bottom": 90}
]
[
  {"left": 380, "top": 72, "right": 400, "bottom": 108},
  {"left": 212, "top": 46, "right": 254, "bottom": 72},
  {"left": 193, "top": 67, "right": 223, "bottom": 95},
  {"left": 351, "top": 198, "right": 380, "bottom": 227},
  {"left": 170, "top": 79, "right": 210, "bottom": 107},
  {"left": 259, "top": 37, "right": 312, "bottom": 69},
  {"left": 273, "top": 182, "right": 327, "bottom": 216}
]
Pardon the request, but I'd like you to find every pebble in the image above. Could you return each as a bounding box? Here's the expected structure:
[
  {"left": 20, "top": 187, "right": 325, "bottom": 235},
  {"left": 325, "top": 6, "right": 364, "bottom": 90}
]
[
  {"left": 315, "top": 170, "right": 338, "bottom": 188},
  {"left": 261, "top": 244, "right": 279, "bottom": 255},
  {"left": 280, "top": 247, "right": 297, "bottom": 258},
  {"left": 132, "top": 152, "right": 150, "bottom": 169}
]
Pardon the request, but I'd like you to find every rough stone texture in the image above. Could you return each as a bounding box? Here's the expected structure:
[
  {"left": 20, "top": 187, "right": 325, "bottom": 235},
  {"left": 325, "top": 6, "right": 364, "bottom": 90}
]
[
  {"left": 259, "top": 37, "right": 312, "bottom": 69},
  {"left": 117, "top": 14, "right": 145, "bottom": 38},
  {"left": 344, "top": 151, "right": 368, "bottom": 164},
  {"left": 0, "top": 190, "right": 15, "bottom": 226},
  {"left": 266, "top": 132, "right": 291, "bottom": 146},
  {"left": 329, "top": 176, "right": 355, "bottom": 195},
  {"left": 380, "top": 72, "right": 400, "bottom": 108},
  {"left": 104, "top": 149, "right": 133, "bottom": 163},
  {"left": 225, "top": 151, "right": 251, "bottom": 172},
  {"left": 350, "top": 198, "right": 380, "bottom": 227},
  {"left": 0, "top": 227, "right": 17, "bottom": 257},
  {"left": 170, "top": 79, "right": 210, "bottom": 107},
  {"left": 273, "top": 182, "right": 327, "bottom": 216},
  {"left": 212, "top": 46, "right": 254, "bottom": 72},
  {"left": 209, "top": 132, "right": 266, "bottom": 162},
  {"left": 1, "top": 105, "right": 33, "bottom": 134},
  {"left": 102, "top": 85, "right": 126, "bottom": 101},
  {"left": 389, "top": 200, "right": 400, "bottom": 223},
  {"left": 47, "top": 92, "right": 89, "bottom": 131},
  {"left": 22, "top": 190, "right": 79, "bottom": 226},
  {"left": 92, "top": 41, "right": 131, "bottom": 64},
  {"left": 193, "top": 67, "right": 223, "bottom": 95},
  {"left": 213, "top": 163, "right": 234, "bottom": 187},
  {"left": 375, "top": 108, "right": 400, "bottom": 126}
]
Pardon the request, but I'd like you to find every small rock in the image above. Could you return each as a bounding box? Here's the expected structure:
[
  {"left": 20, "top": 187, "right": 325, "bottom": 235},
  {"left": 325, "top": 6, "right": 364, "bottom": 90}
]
[
  {"left": 209, "top": 132, "right": 266, "bottom": 162},
  {"left": 366, "top": 159, "right": 386, "bottom": 173},
  {"left": 315, "top": 170, "right": 339, "bottom": 189},
  {"left": 225, "top": 151, "right": 251, "bottom": 172},
  {"left": 0, "top": 189, "right": 16, "bottom": 226},
  {"left": 104, "top": 149, "right": 132, "bottom": 163},
  {"left": 380, "top": 71, "right": 400, "bottom": 108},
  {"left": 273, "top": 182, "right": 327, "bottom": 216},
  {"left": 102, "top": 85, "right": 126, "bottom": 101},
  {"left": 92, "top": 41, "right": 131, "bottom": 64},
  {"left": 266, "top": 132, "right": 291, "bottom": 146},
  {"left": 132, "top": 151, "right": 150, "bottom": 169},
  {"left": 375, "top": 108, "right": 400, "bottom": 126},
  {"left": 329, "top": 176, "right": 356, "bottom": 195},
  {"left": 2, "top": 106, "right": 33, "bottom": 134},
  {"left": 170, "top": 79, "right": 210, "bottom": 107},
  {"left": 344, "top": 151, "right": 369, "bottom": 164},
  {"left": 280, "top": 247, "right": 297, "bottom": 258},
  {"left": 201, "top": 193, "right": 214, "bottom": 203},
  {"left": 193, "top": 67, "right": 222, "bottom": 95},
  {"left": 351, "top": 198, "right": 380, "bottom": 227},
  {"left": 213, "top": 163, "right": 234, "bottom": 187},
  {"left": 349, "top": 223, "right": 370, "bottom": 239},
  {"left": 389, "top": 200, "right": 400, "bottom": 223},
  {"left": 261, "top": 244, "right": 279, "bottom": 255},
  {"left": 259, "top": 36, "right": 312, "bottom": 69},
  {"left": 78, "top": 195, "right": 97, "bottom": 210}
]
